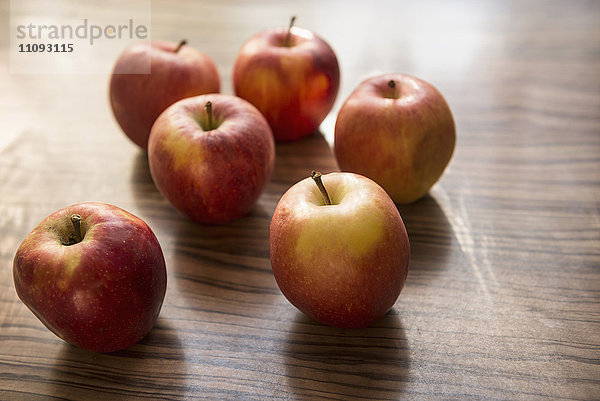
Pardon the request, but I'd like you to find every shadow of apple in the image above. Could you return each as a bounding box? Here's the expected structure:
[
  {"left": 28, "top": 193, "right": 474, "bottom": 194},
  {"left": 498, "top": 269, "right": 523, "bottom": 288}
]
[
  {"left": 269, "top": 130, "right": 338, "bottom": 196},
  {"left": 46, "top": 318, "right": 187, "bottom": 400},
  {"left": 128, "top": 150, "right": 173, "bottom": 213},
  {"left": 283, "top": 311, "right": 410, "bottom": 400},
  {"left": 165, "top": 213, "right": 280, "bottom": 325},
  {"left": 397, "top": 193, "right": 456, "bottom": 278}
]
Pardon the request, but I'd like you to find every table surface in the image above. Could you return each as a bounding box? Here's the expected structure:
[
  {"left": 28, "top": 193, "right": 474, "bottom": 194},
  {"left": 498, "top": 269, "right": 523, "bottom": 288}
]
[{"left": 1, "top": 0, "right": 599, "bottom": 400}]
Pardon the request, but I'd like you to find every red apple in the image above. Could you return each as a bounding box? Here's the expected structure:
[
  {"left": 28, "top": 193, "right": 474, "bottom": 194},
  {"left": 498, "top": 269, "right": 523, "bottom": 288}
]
[
  {"left": 148, "top": 94, "right": 275, "bottom": 224},
  {"left": 233, "top": 17, "right": 340, "bottom": 141},
  {"left": 110, "top": 39, "right": 220, "bottom": 150},
  {"left": 13, "top": 202, "right": 167, "bottom": 353},
  {"left": 270, "top": 172, "right": 410, "bottom": 329},
  {"left": 334, "top": 73, "right": 456, "bottom": 203}
]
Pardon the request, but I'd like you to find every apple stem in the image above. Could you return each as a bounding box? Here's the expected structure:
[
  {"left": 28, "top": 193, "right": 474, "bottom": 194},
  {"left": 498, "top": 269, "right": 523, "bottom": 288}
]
[
  {"left": 388, "top": 80, "right": 397, "bottom": 99},
  {"left": 285, "top": 16, "right": 296, "bottom": 46},
  {"left": 205, "top": 101, "right": 213, "bottom": 130},
  {"left": 174, "top": 39, "right": 187, "bottom": 53},
  {"left": 71, "top": 214, "right": 82, "bottom": 242},
  {"left": 311, "top": 171, "right": 332, "bottom": 206}
]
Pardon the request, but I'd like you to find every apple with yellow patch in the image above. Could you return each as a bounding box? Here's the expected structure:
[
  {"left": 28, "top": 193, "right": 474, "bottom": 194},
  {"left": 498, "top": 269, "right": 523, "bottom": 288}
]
[
  {"left": 233, "top": 17, "right": 340, "bottom": 141},
  {"left": 334, "top": 73, "right": 456, "bottom": 203},
  {"left": 270, "top": 172, "right": 410, "bottom": 328},
  {"left": 13, "top": 202, "right": 167, "bottom": 353},
  {"left": 148, "top": 94, "right": 275, "bottom": 224}
]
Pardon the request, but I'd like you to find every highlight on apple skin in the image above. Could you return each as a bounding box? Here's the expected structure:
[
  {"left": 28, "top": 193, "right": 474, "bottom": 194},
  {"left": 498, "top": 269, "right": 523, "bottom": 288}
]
[
  {"left": 148, "top": 94, "right": 275, "bottom": 224},
  {"left": 269, "top": 172, "right": 410, "bottom": 329},
  {"left": 233, "top": 17, "right": 340, "bottom": 142},
  {"left": 13, "top": 202, "right": 167, "bottom": 353},
  {"left": 334, "top": 73, "right": 456, "bottom": 204},
  {"left": 110, "top": 39, "right": 220, "bottom": 150}
]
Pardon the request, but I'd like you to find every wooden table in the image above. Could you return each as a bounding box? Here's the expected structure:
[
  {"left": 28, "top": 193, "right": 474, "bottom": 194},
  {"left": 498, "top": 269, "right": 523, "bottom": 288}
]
[{"left": 1, "top": 0, "right": 599, "bottom": 399}]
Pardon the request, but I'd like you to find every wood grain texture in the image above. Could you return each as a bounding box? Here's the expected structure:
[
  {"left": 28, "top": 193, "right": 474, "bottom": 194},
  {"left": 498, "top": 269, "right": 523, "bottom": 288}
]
[{"left": 1, "top": 0, "right": 599, "bottom": 399}]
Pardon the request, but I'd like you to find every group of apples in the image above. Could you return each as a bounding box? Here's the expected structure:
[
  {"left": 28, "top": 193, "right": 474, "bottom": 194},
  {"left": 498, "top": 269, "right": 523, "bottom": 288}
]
[{"left": 13, "top": 18, "right": 455, "bottom": 352}]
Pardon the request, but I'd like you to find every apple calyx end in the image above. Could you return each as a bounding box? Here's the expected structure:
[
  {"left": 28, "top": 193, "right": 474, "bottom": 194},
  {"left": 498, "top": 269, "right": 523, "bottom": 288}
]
[
  {"left": 311, "top": 171, "right": 332, "bottom": 206},
  {"left": 174, "top": 39, "right": 187, "bottom": 53}
]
